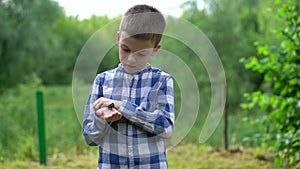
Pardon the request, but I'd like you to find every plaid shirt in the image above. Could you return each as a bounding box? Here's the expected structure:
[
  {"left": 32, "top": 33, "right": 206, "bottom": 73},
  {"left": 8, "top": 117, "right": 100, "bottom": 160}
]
[{"left": 82, "top": 64, "right": 175, "bottom": 169}]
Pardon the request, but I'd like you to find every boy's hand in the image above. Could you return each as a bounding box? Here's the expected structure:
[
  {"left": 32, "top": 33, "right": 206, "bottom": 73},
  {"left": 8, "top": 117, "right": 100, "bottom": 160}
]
[
  {"left": 93, "top": 97, "right": 122, "bottom": 111},
  {"left": 95, "top": 107, "right": 122, "bottom": 122}
]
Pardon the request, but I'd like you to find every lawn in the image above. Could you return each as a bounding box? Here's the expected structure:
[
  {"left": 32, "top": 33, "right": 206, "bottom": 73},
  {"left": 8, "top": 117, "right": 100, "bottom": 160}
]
[{"left": 0, "top": 143, "right": 278, "bottom": 169}]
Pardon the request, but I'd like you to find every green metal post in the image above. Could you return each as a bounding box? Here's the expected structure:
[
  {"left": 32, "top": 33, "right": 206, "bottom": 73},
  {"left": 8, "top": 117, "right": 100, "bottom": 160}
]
[{"left": 36, "top": 91, "right": 47, "bottom": 165}]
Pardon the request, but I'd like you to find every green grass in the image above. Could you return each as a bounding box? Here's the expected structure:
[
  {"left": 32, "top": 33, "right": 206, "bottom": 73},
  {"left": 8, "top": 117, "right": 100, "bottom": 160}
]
[
  {"left": 0, "top": 84, "right": 83, "bottom": 161},
  {"left": 168, "top": 143, "right": 279, "bottom": 169},
  {"left": 0, "top": 143, "right": 279, "bottom": 169}
]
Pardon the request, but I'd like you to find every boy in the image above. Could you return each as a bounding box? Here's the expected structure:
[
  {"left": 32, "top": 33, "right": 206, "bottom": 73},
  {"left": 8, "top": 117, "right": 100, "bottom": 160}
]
[{"left": 82, "top": 4, "right": 175, "bottom": 168}]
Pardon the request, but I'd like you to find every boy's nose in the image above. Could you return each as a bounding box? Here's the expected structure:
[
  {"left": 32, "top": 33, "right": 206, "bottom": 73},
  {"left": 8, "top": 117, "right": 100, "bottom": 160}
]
[{"left": 127, "top": 54, "right": 136, "bottom": 62}]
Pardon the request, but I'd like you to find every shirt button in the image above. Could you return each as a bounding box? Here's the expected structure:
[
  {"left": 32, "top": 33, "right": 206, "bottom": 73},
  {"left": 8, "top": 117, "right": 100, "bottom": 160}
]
[{"left": 128, "top": 146, "right": 133, "bottom": 155}]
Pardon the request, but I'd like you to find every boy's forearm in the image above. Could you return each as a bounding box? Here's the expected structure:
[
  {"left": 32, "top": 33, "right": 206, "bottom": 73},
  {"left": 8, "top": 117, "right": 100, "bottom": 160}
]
[
  {"left": 117, "top": 77, "right": 175, "bottom": 138},
  {"left": 118, "top": 100, "right": 174, "bottom": 138}
]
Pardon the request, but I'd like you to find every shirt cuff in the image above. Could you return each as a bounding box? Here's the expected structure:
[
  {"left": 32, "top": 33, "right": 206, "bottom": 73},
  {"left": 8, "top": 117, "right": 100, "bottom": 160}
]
[
  {"left": 93, "top": 112, "right": 109, "bottom": 129},
  {"left": 118, "top": 100, "right": 137, "bottom": 122}
]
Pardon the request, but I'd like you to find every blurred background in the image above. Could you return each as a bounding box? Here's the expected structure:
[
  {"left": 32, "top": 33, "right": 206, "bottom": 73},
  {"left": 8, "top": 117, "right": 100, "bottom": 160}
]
[{"left": 0, "top": 0, "right": 299, "bottom": 168}]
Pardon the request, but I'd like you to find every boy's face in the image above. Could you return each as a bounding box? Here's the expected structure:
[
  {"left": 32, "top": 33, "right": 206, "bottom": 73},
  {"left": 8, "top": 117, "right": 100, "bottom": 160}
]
[{"left": 117, "top": 32, "right": 160, "bottom": 74}]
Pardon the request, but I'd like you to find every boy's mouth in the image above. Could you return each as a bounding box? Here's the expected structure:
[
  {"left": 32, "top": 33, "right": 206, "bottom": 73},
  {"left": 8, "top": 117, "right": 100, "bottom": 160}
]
[{"left": 125, "top": 64, "right": 136, "bottom": 68}]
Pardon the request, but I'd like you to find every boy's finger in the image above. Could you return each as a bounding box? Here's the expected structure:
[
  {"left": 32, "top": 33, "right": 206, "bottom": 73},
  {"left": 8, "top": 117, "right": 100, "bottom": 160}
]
[
  {"left": 104, "top": 111, "right": 122, "bottom": 122},
  {"left": 93, "top": 98, "right": 102, "bottom": 110},
  {"left": 104, "top": 114, "right": 116, "bottom": 122},
  {"left": 92, "top": 100, "right": 98, "bottom": 110},
  {"left": 95, "top": 109, "right": 105, "bottom": 117},
  {"left": 95, "top": 103, "right": 101, "bottom": 110},
  {"left": 93, "top": 99, "right": 106, "bottom": 110},
  {"left": 96, "top": 98, "right": 113, "bottom": 110},
  {"left": 110, "top": 115, "right": 122, "bottom": 122}
]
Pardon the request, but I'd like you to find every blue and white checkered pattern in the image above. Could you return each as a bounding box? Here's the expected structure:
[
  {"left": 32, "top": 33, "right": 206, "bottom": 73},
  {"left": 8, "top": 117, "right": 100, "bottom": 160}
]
[{"left": 82, "top": 64, "right": 175, "bottom": 169}]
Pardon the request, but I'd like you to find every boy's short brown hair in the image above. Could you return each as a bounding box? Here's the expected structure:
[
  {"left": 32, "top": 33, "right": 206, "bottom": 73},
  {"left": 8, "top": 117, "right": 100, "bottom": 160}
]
[{"left": 119, "top": 4, "right": 166, "bottom": 47}]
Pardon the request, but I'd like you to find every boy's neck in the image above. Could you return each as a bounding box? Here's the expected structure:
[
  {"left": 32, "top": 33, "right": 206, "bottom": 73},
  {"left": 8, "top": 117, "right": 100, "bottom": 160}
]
[{"left": 119, "top": 63, "right": 151, "bottom": 74}]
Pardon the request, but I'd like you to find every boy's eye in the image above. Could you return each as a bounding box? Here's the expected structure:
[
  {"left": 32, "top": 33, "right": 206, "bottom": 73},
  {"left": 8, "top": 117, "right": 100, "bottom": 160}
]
[
  {"left": 137, "top": 52, "right": 147, "bottom": 56},
  {"left": 137, "top": 50, "right": 151, "bottom": 57},
  {"left": 122, "top": 48, "right": 130, "bottom": 52}
]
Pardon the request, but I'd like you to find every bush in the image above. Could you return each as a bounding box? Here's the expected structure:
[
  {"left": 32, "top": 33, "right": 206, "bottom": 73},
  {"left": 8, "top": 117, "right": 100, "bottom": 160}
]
[{"left": 241, "top": 0, "right": 300, "bottom": 167}]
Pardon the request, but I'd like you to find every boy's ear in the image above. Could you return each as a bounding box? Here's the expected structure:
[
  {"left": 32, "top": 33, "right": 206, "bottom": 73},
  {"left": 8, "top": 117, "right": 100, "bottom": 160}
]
[{"left": 151, "top": 44, "right": 161, "bottom": 56}]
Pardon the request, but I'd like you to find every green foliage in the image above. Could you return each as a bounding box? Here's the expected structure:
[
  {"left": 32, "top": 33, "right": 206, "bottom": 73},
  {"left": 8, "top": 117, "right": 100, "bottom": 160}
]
[
  {"left": 180, "top": 0, "right": 278, "bottom": 114},
  {"left": 0, "top": 0, "right": 63, "bottom": 90},
  {"left": 0, "top": 0, "right": 113, "bottom": 89},
  {"left": 241, "top": 0, "right": 300, "bottom": 167},
  {"left": 40, "top": 14, "right": 113, "bottom": 85},
  {"left": 0, "top": 0, "right": 284, "bottom": 120}
]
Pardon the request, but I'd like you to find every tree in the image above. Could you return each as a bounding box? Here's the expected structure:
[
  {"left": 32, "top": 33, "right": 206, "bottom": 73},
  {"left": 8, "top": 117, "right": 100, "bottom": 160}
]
[
  {"left": 0, "top": 0, "right": 63, "bottom": 90},
  {"left": 0, "top": 0, "right": 117, "bottom": 88},
  {"left": 180, "top": 0, "right": 276, "bottom": 114},
  {"left": 241, "top": 0, "right": 300, "bottom": 167}
]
